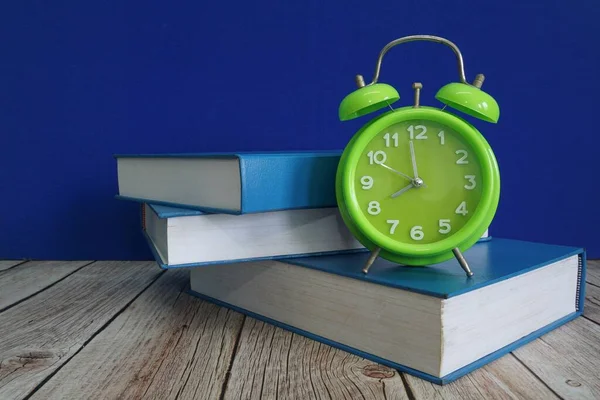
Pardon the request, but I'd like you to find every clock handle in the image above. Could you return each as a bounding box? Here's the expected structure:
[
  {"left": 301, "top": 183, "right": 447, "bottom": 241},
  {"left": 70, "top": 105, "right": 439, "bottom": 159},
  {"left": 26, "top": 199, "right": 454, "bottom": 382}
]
[{"left": 366, "top": 35, "right": 469, "bottom": 86}]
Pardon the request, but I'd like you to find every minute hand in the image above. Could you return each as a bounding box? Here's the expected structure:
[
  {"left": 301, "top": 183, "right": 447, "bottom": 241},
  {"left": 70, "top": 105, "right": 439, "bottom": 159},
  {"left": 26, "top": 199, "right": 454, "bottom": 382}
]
[{"left": 409, "top": 140, "right": 419, "bottom": 179}]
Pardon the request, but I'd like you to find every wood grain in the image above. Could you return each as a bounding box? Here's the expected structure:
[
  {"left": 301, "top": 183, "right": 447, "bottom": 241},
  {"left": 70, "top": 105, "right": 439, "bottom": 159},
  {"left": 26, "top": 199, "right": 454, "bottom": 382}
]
[
  {"left": 403, "top": 354, "right": 559, "bottom": 400},
  {"left": 0, "top": 261, "right": 161, "bottom": 400},
  {"left": 0, "top": 258, "right": 596, "bottom": 399},
  {"left": 222, "top": 318, "right": 409, "bottom": 400},
  {"left": 584, "top": 282, "right": 600, "bottom": 324},
  {"left": 0, "top": 260, "right": 24, "bottom": 272},
  {"left": 587, "top": 259, "right": 600, "bottom": 286},
  {"left": 0, "top": 260, "right": 91, "bottom": 310},
  {"left": 512, "top": 317, "right": 600, "bottom": 400},
  {"left": 31, "top": 270, "right": 245, "bottom": 400}
]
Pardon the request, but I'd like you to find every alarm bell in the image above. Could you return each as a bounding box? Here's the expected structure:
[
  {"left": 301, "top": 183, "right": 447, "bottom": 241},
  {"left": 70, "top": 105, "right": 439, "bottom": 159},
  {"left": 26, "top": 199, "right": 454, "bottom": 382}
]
[
  {"left": 435, "top": 80, "right": 499, "bottom": 123},
  {"left": 338, "top": 35, "right": 500, "bottom": 124},
  {"left": 338, "top": 82, "right": 399, "bottom": 121}
]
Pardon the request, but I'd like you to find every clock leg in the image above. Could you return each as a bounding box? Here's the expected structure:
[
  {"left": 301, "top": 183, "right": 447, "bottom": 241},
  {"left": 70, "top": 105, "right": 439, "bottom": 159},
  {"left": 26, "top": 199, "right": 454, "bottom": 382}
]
[
  {"left": 452, "top": 248, "right": 474, "bottom": 278},
  {"left": 362, "top": 247, "right": 381, "bottom": 274}
]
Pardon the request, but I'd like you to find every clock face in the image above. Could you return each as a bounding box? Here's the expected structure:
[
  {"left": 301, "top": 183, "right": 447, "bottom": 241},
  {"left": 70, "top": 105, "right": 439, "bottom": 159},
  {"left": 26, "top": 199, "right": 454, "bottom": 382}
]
[{"left": 352, "top": 119, "right": 483, "bottom": 245}]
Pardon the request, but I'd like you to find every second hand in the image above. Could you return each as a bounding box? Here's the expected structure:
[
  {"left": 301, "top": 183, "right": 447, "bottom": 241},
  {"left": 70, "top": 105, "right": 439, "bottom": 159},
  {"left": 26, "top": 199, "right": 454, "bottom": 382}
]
[{"left": 379, "top": 163, "right": 427, "bottom": 188}]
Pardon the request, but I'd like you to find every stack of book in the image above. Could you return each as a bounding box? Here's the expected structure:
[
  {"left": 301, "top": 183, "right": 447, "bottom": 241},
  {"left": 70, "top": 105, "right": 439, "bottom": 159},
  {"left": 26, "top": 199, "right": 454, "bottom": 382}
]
[{"left": 115, "top": 151, "right": 586, "bottom": 385}]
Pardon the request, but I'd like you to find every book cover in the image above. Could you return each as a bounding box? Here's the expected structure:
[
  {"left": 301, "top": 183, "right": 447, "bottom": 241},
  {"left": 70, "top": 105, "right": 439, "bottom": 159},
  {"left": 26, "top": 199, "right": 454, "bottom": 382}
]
[
  {"left": 115, "top": 151, "right": 341, "bottom": 214},
  {"left": 283, "top": 238, "right": 585, "bottom": 299}
]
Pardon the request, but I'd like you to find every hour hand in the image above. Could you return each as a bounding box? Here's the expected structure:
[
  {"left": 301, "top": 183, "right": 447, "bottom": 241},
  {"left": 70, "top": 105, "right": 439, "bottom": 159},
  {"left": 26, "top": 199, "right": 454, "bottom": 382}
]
[{"left": 390, "top": 182, "right": 414, "bottom": 198}]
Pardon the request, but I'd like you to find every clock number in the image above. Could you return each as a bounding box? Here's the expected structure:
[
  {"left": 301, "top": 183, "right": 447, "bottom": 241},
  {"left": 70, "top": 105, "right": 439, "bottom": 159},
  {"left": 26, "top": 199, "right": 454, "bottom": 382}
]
[
  {"left": 383, "top": 132, "right": 399, "bottom": 147},
  {"left": 464, "top": 175, "right": 476, "bottom": 190},
  {"left": 360, "top": 176, "right": 374, "bottom": 190},
  {"left": 387, "top": 219, "right": 399, "bottom": 234},
  {"left": 438, "top": 219, "right": 451, "bottom": 234},
  {"left": 367, "top": 150, "right": 387, "bottom": 165},
  {"left": 367, "top": 201, "right": 381, "bottom": 215},
  {"left": 455, "top": 201, "right": 468, "bottom": 216},
  {"left": 407, "top": 125, "right": 428, "bottom": 140},
  {"left": 455, "top": 150, "right": 469, "bottom": 164},
  {"left": 410, "top": 226, "right": 424, "bottom": 241},
  {"left": 438, "top": 130, "right": 445, "bottom": 145}
]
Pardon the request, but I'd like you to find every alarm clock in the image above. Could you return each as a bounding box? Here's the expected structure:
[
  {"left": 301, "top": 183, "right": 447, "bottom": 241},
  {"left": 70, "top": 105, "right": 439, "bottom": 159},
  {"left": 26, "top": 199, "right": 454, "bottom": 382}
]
[{"left": 336, "top": 35, "right": 500, "bottom": 277}]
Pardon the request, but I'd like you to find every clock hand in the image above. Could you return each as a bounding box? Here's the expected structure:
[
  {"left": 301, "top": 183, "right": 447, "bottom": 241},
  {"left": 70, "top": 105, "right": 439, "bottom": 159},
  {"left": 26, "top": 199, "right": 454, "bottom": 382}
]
[
  {"left": 409, "top": 140, "right": 419, "bottom": 180},
  {"left": 379, "top": 163, "right": 413, "bottom": 182},
  {"left": 380, "top": 162, "right": 428, "bottom": 188},
  {"left": 390, "top": 182, "right": 414, "bottom": 198}
]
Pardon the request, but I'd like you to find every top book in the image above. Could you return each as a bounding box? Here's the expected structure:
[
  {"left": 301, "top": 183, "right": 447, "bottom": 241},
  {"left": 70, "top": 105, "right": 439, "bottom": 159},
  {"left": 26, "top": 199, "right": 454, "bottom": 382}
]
[{"left": 114, "top": 151, "right": 341, "bottom": 214}]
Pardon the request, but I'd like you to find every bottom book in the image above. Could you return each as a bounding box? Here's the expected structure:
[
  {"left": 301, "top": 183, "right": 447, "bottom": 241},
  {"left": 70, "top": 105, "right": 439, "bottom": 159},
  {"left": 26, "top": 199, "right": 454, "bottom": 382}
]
[{"left": 188, "top": 237, "right": 586, "bottom": 385}]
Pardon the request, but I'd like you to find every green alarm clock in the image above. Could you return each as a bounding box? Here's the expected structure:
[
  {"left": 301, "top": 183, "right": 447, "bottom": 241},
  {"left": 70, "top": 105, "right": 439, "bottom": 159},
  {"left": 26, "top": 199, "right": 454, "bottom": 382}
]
[{"left": 336, "top": 35, "right": 501, "bottom": 277}]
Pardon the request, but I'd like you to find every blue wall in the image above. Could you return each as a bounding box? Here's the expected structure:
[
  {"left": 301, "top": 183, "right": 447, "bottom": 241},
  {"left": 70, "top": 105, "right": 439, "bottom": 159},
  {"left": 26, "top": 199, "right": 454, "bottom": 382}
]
[{"left": 1, "top": 1, "right": 599, "bottom": 260}]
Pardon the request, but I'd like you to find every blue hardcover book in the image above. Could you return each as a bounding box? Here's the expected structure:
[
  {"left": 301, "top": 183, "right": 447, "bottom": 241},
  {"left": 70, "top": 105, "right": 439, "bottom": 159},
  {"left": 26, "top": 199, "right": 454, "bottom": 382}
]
[
  {"left": 140, "top": 203, "right": 489, "bottom": 269},
  {"left": 141, "top": 203, "right": 367, "bottom": 268},
  {"left": 115, "top": 151, "right": 341, "bottom": 214},
  {"left": 188, "top": 238, "right": 586, "bottom": 385}
]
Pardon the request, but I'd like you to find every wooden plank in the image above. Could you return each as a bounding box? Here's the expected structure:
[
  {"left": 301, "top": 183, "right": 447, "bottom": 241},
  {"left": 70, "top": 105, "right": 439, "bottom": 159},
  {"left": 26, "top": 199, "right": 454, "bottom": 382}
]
[
  {"left": 0, "top": 260, "right": 25, "bottom": 272},
  {"left": 513, "top": 317, "right": 600, "bottom": 400},
  {"left": 0, "top": 261, "right": 92, "bottom": 310},
  {"left": 222, "top": 318, "right": 409, "bottom": 400},
  {"left": 0, "top": 261, "right": 162, "bottom": 400},
  {"left": 584, "top": 282, "right": 600, "bottom": 324},
  {"left": 586, "top": 259, "right": 600, "bottom": 286},
  {"left": 30, "top": 270, "right": 245, "bottom": 400},
  {"left": 403, "top": 354, "right": 559, "bottom": 400}
]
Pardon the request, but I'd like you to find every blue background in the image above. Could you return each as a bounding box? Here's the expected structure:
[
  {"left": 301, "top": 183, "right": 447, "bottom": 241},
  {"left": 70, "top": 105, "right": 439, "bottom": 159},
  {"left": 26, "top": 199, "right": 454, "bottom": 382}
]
[{"left": 1, "top": 1, "right": 598, "bottom": 260}]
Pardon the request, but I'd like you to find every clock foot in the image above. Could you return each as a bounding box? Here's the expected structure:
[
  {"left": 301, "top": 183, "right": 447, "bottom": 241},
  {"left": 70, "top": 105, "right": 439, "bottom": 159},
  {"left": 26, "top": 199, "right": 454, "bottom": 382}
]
[
  {"left": 362, "top": 247, "right": 381, "bottom": 274},
  {"left": 452, "top": 248, "right": 474, "bottom": 278}
]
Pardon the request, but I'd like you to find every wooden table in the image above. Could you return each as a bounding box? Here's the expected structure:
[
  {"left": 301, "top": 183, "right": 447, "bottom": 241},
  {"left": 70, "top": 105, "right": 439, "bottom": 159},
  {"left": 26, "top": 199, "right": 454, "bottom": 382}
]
[{"left": 0, "top": 258, "right": 599, "bottom": 399}]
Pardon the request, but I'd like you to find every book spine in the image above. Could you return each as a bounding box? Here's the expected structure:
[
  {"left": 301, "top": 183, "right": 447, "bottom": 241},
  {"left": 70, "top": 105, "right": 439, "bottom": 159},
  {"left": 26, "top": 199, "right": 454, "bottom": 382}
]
[
  {"left": 239, "top": 154, "right": 341, "bottom": 213},
  {"left": 576, "top": 251, "right": 586, "bottom": 312},
  {"left": 141, "top": 203, "right": 147, "bottom": 230}
]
